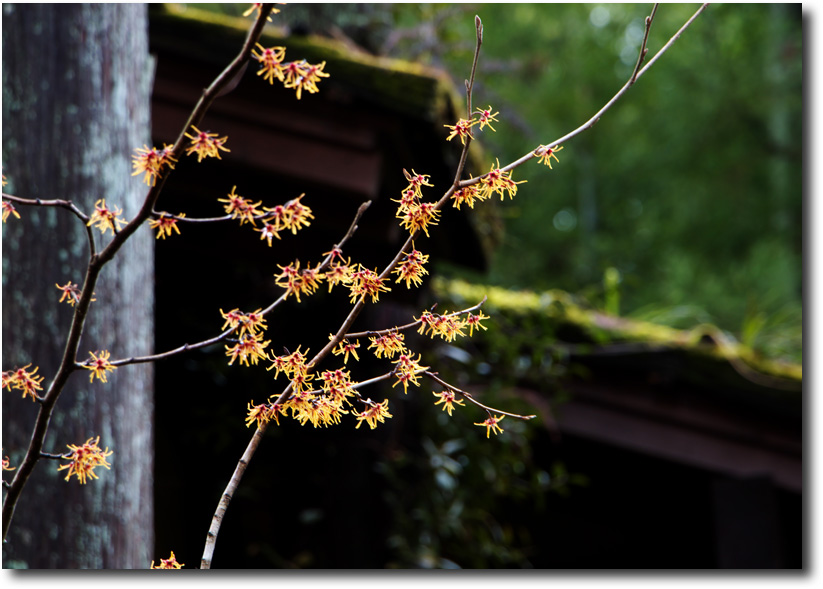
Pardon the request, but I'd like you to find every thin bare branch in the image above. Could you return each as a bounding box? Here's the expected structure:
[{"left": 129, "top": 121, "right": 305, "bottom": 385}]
[
  {"left": 458, "top": 3, "right": 710, "bottom": 188},
  {"left": 425, "top": 371, "right": 536, "bottom": 421}
]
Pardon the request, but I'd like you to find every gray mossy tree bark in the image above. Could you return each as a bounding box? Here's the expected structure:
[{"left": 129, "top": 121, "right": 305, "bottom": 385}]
[{"left": 2, "top": 4, "right": 154, "bottom": 569}]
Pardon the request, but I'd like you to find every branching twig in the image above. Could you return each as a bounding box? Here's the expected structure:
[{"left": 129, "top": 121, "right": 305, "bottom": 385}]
[
  {"left": 457, "top": 3, "right": 709, "bottom": 188},
  {"left": 198, "top": 4, "right": 710, "bottom": 567},
  {"left": 1, "top": 4, "right": 276, "bottom": 544},
  {"left": 631, "top": 4, "right": 658, "bottom": 84},
  {"left": 425, "top": 371, "right": 536, "bottom": 421},
  {"left": 2, "top": 192, "right": 97, "bottom": 257}
]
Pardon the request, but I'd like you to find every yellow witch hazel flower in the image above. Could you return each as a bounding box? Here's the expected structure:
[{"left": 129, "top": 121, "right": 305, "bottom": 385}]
[
  {"left": 332, "top": 337, "right": 360, "bottom": 364},
  {"left": 219, "top": 186, "right": 263, "bottom": 226},
  {"left": 131, "top": 144, "right": 176, "bottom": 186},
  {"left": 479, "top": 159, "right": 526, "bottom": 201},
  {"left": 281, "top": 59, "right": 330, "bottom": 100},
  {"left": 56, "top": 436, "right": 113, "bottom": 484},
  {"left": 392, "top": 351, "right": 428, "bottom": 394},
  {"left": 353, "top": 398, "right": 392, "bottom": 430},
  {"left": 87, "top": 199, "right": 127, "bottom": 235},
  {"left": 393, "top": 247, "right": 429, "bottom": 289},
  {"left": 225, "top": 331, "right": 271, "bottom": 367},
  {"left": 2, "top": 364, "right": 44, "bottom": 402},
  {"left": 252, "top": 44, "right": 287, "bottom": 84},
  {"left": 83, "top": 350, "right": 116, "bottom": 383},
  {"left": 184, "top": 126, "right": 230, "bottom": 162},
  {"left": 348, "top": 265, "right": 390, "bottom": 304},
  {"left": 433, "top": 389, "right": 465, "bottom": 416},
  {"left": 151, "top": 551, "right": 184, "bottom": 569},
  {"left": 368, "top": 331, "right": 406, "bottom": 359},
  {"left": 475, "top": 415, "right": 505, "bottom": 438},
  {"left": 2, "top": 200, "right": 20, "bottom": 222},
  {"left": 536, "top": 144, "right": 564, "bottom": 169},
  {"left": 149, "top": 212, "right": 184, "bottom": 240}
]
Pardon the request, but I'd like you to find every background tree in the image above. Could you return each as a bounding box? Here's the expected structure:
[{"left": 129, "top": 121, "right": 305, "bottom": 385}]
[
  {"left": 2, "top": 3, "right": 154, "bottom": 568},
  {"left": 380, "top": 3, "right": 803, "bottom": 363}
]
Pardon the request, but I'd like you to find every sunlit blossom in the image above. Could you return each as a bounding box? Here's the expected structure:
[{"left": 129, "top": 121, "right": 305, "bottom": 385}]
[
  {"left": 402, "top": 169, "right": 434, "bottom": 197},
  {"left": 367, "top": 331, "right": 406, "bottom": 359},
  {"left": 149, "top": 212, "right": 183, "bottom": 239},
  {"left": 536, "top": 144, "right": 564, "bottom": 169},
  {"left": 87, "top": 199, "right": 127, "bottom": 235},
  {"left": 397, "top": 200, "right": 440, "bottom": 237},
  {"left": 319, "top": 369, "right": 356, "bottom": 406},
  {"left": 151, "top": 551, "right": 184, "bottom": 569},
  {"left": 3, "top": 364, "right": 44, "bottom": 401},
  {"left": 332, "top": 338, "right": 360, "bottom": 364},
  {"left": 416, "top": 310, "right": 466, "bottom": 342},
  {"left": 479, "top": 160, "right": 526, "bottom": 201},
  {"left": 282, "top": 60, "right": 330, "bottom": 99},
  {"left": 393, "top": 248, "right": 429, "bottom": 289},
  {"left": 391, "top": 352, "right": 428, "bottom": 394},
  {"left": 83, "top": 350, "right": 116, "bottom": 383},
  {"left": 132, "top": 144, "right": 176, "bottom": 186},
  {"left": 475, "top": 415, "right": 505, "bottom": 438},
  {"left": 465, "top": 311, "right": 490, "bottom": 336},
  {"left": 274, "top": 261, "right": 324, "bottom": 302},
  {"left": 256, "top": 221, "right": 280, "bottom": 246},
  {"left": 353, "top": 398, "right": 392, "bottom": 430},
  {"left": 348, "top": 266, "right": 390, "bottom": 304},
  {"left": 262, "top": 194, "right": 313, "bottom": 234},
  {"left": 2, "top": 200, "right": 20, "bottom": 223},
  {"left": 444, "top": 117, "right": 478, "bottom": 145},
  {"left": 218, "top": 186, "right": 263, "bottom": 225},
  {"left": 451, "top": 184, "right": 485, "bottom": 210},
  {"left": 433, "top": 389, "right": 465, "bottom": 416},
  {"left": 325, "top": 260, "right": 355, "bottom": 292},
  {"left": 184, "top": 126, "right": 230, "bottom": 162},
  {"left": 267, "top": 346, "right": 309, "bottom": 380},
  {"left": 56, "top": 436, "right": 112, "bottom": 484},
  {"left": 225, "top": 332, "right": 270, "bottom": 366},
  {"left": 474, "top": 106, "right": 500, "bottom": 132},
  {"left": 221, "top": 308, "right": 267, "bottom": 337},
  {"left": 252, "top": 43, "right": 286, "bottom": 84},
  {"left": 245, "top": 401, "right": 286, "bottom": 428}
]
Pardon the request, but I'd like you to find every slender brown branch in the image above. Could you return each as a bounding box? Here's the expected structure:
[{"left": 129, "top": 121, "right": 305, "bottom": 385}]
[
  {"left": 3, "top": 192, "right": 98, "bottom": 257},
  {"left": 425, "top": 371, "right": 536, "bottom": 421},
  {"left": 631, "top": 4, "right": 658, "bottom": 84},
  {"left": 450, "top": 15, "right": 484, "bottom": 187},
  {"left": 201, "top": 426, "right": 267, "bottom": 569},
  {"left": 458, "top": 3, "right": 709, "bottom": 188},
  {"left": 2, "top": 193, "right": 90, "bottom": 223}
]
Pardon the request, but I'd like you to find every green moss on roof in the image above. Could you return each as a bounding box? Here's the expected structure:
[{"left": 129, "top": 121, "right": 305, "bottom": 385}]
[
  {"left": 151, "top": 3, "right": 466, "bottom": 124},
  {"left": 434, "top": 277, "right": 802, "bottom": 391}
]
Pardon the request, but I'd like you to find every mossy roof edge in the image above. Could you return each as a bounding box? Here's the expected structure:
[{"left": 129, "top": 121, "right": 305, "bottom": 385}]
[
  {"left": 434, "top": 277, "right": 802, "bottom": 389},
  {"left": 151, "top": 4, "right": 468, "bottom": 125}
]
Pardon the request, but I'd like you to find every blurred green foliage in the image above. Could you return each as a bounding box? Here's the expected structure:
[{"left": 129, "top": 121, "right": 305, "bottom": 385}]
[{"left": 384, "top": 3, "right": 803, "bottom": 364}]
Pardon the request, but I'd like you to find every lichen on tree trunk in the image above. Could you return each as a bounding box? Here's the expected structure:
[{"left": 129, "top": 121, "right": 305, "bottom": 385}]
[{"left": 2, "top": 4, "right": 154, "bottom": 569}]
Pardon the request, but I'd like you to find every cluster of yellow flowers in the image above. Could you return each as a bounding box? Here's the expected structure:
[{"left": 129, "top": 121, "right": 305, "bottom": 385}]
[
  {"left": 2, "top": 364, "right": 44, "bottom": 402},
  {"left": 56, "top": 436, "right": 113, "bottom": 485},
  {"left": 131, "top": 144, "right": 176, "bottom": 187},
  {"left": 251, "top": 43, "right": 330, "bottom": 100}
]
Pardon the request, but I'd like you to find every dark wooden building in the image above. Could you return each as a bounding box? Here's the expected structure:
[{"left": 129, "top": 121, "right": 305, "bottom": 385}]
[{"left": 146, "top": 6, "right": 802, "bottom": 569}]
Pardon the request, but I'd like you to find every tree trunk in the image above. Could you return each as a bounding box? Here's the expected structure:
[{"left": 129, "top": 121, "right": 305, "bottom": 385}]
[{"left": 2, "top": 4, "right": 154, "bottom": 569}]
